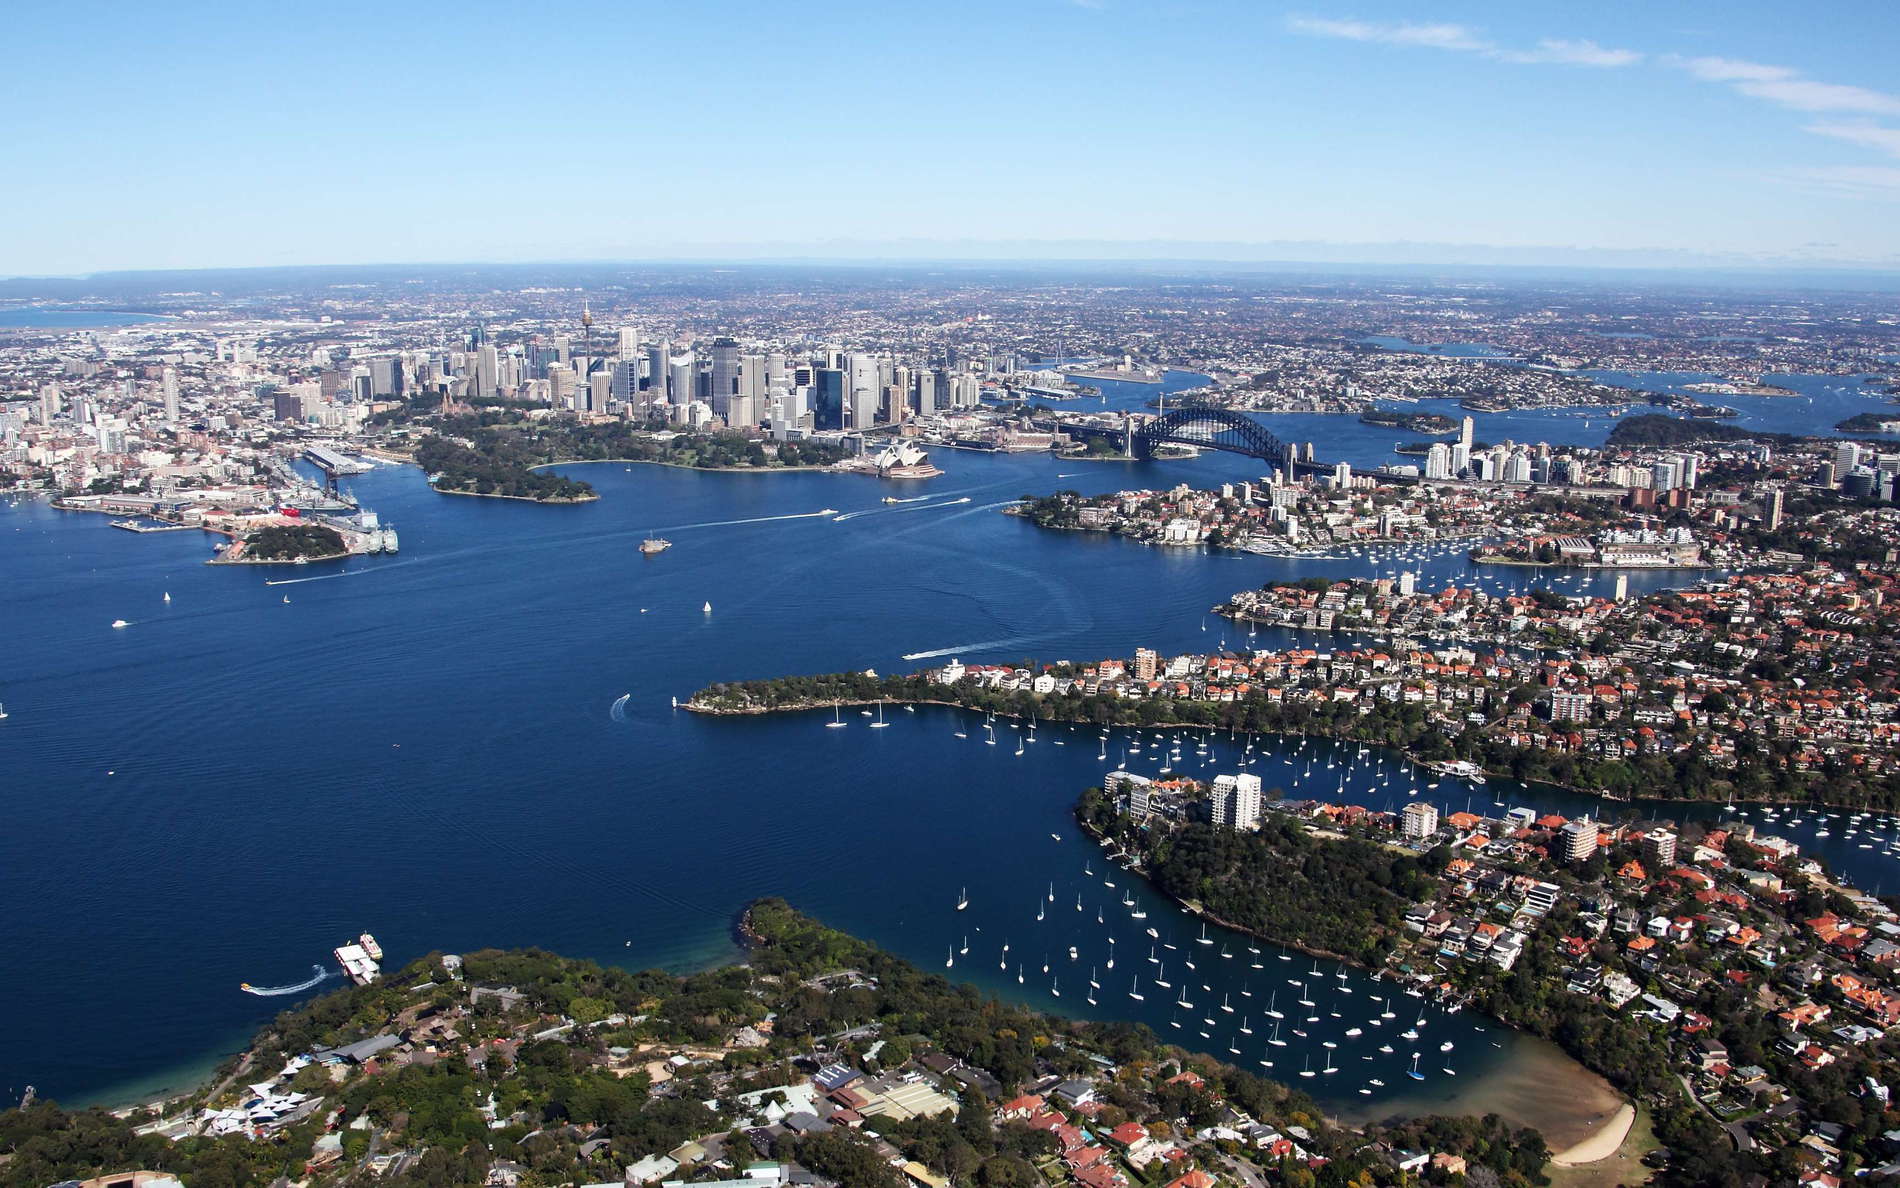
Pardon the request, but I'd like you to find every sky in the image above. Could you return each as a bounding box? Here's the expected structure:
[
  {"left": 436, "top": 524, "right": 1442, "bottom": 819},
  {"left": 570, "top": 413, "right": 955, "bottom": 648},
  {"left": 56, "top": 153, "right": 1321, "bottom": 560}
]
[{"left": 5, "top": 0, "right": 1900, "bottom": 275}]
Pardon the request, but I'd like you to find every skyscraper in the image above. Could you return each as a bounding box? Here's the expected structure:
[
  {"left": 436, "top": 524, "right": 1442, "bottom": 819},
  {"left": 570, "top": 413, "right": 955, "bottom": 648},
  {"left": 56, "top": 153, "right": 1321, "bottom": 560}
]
[
  {"left": 668, "top": 353, "right": 697, "bottom": 408},
  {"left": 740, "top": 353, "right": 767, "bottom": 404},
  {"left": 646, "top": 344, "right": 669, "bottom": 401},
  {"left": 369, "top": 356, "right": 403, "bottom": 398},
  {"left": 846, "top": 353, "right": 879, "bottom": 430},
  {"left": 1459, "top": 415, "right": 1474, "bottom": 449},
  {"left": 1764, "top": 487, "right": 1784, "bottom": 530},
  {"left": 813, "top": 368, "right": 845, "bottom": 430},
  {"left": 1835, "top": 441, "right": 1862, "bottom": 482},
  {"left": 476, "top": 346, "right": 500, "bottom": 399},
  {"left": 710, "top": 338, "right": 741, "bottom": 418},
  {"left": 161, "top": 367, "right": 179, "bottom": 423}
]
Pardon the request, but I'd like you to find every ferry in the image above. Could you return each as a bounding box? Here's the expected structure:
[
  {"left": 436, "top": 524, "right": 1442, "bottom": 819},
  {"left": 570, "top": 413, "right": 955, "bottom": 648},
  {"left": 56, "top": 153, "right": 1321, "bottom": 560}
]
[
  {"left": 333, "top": 932, "right": 384, "bottom": 985},
  {"left": 640, "top": 538, "right": 672, "bottom": 555}
]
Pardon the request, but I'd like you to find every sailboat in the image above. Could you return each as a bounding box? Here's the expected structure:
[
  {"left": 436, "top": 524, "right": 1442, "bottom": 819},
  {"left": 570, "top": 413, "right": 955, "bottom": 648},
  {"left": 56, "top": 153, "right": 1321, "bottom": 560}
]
[
  {"left": 946, "top": 945, "right": 954, "bottom": 969},
  {"left": 1239, "top": 1016, "right": 1252, "bottom": 1035},
  {"left": 1407, "top": 1053, "right": 1425, "bottom": 1081},
  {"left": 1265, "top": 991, "right": 1283, "bottom": 1020},
  {"left": 702, "top": 601, "right": 711, "bottom": 614},
  {"left": 955, "top": 887, "right": 969, "bottom": 911},
  {"left": 960, "top": 936, "right": 968, "bottom": 955},
  {"left": 1268, "top": 1021, "right": 1286, "bottom": 1047},
  {"left": 1129, "top": 977, "right": 1144, "bottom": 1001},
  {"left": 869, "top": 701, "right": 889, "bottom": 729},
  {"left": 827, "top": 703, "right": 847, "bottom": 728},
  {"left": 162, "top": 591, "right": 171, "bottom": 603}
]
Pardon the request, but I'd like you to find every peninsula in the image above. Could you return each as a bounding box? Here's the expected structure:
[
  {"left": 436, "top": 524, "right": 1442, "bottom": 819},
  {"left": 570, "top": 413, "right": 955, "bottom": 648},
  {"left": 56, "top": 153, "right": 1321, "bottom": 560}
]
[{"left": 0, "top": 905, "right": 1553, "bottom": 1188}]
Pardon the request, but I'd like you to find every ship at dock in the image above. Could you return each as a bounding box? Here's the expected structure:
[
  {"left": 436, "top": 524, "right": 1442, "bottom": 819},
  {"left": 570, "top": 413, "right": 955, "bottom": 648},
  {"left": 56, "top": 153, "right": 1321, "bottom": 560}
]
[{"left": 333, "top": 933, "right": 384, "bottom": 985}]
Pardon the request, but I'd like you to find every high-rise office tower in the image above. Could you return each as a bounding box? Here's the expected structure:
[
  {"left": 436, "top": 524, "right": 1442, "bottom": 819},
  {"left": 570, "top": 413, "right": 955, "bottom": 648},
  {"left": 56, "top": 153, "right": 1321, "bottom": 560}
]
[
  {"left": 477, "top": 346, "right": 499, "bottom": 399},
  {"left": 740, "top": 353, "right": 767, "bottom": 404},
  {"left": 813, "top": 368, "right": 845, "bottom": 430},
  {"left": 161, "top": 367, "right": 179, "bottom": 423},
  {"left": 369, "top": 356, "right": 403, "bottom": 398},
  {"left": 669, "top": 353, "right": 697, "bottom": 408},
  {"left": 710, "top": 338, "right": 741, "bottom": 417},
  {"left": 612, "top": 360, "right": 643, "bottom": 408},
  {"left": 846, "top": 354, "right": 879, "bottom": 430},
  {"left": 1835, "top": 441, "right": 1862, "bottom": 481},
  {"left": 646, "top": 344, "right": 669, "bottom": 400},
  {"left": 617, "top": 326, "right": 641, "bottom": 356}
]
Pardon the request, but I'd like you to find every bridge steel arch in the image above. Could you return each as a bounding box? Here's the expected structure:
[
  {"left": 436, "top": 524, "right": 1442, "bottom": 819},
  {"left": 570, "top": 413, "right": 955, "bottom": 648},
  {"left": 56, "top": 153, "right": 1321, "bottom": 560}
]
[{"left": 1132, "top": 406, "right": 1291, "bottom": 462}]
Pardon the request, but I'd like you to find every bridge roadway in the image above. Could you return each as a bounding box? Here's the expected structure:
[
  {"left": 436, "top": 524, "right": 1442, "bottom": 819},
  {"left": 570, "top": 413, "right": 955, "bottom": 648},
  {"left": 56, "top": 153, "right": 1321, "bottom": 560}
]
[{"left": 1033, "top": 412, "right": 1365, "bottom": 480}]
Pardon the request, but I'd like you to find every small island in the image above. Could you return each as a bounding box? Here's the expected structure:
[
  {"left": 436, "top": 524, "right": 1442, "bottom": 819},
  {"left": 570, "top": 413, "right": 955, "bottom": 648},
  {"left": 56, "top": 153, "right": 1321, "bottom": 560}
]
[
  {"left": 1357, "top": 410, "right": 1457, "bottom": 435},
  {"left": 215, "top": 523, "right": 350, "bottom": 564},
  {"left": 1836, "top": 411, "right": 1900, "bottom": 434}
]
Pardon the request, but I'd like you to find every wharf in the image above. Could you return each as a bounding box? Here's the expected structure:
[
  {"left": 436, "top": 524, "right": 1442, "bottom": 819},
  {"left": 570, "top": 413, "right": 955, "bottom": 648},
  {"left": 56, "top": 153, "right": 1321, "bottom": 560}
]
[{"left": 110, "top": 519, "right": 195, "bottom": 533}]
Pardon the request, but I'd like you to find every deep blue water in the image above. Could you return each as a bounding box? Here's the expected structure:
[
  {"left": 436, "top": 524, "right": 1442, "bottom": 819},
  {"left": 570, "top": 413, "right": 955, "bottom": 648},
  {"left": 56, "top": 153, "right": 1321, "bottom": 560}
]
[
  {"left": 1360, "top": 335, "right": 1517, "bottom": 359},
  {"left": 4, "top": 421, "right": 1897, "bottom": 1121},
  {"left": 0, "top": 308, "right": 169, "bottom": 328}
]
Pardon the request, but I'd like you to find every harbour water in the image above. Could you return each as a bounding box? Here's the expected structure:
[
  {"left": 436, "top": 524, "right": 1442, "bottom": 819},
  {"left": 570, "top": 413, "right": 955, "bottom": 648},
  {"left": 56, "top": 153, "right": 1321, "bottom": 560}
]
[{"left": 5, "top": 386, "right": 1898, "bottom": 1126}]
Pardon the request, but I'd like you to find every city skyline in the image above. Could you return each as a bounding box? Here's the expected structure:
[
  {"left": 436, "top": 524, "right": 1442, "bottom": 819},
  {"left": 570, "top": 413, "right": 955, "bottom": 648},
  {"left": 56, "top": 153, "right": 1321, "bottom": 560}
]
[{"left": 6, "top": 0, "right": 1900, "bottom": 276}]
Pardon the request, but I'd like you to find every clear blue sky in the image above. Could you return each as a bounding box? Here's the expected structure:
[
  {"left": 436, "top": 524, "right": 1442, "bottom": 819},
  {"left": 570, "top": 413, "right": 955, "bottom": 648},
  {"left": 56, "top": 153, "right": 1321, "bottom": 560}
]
[{"left": 6, "top": 0, "right": 1899, "bottom": 274}]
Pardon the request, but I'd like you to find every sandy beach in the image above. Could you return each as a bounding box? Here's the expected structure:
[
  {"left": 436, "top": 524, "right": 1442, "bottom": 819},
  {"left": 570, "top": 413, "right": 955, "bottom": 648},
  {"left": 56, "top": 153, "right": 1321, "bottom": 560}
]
[
  {"left": 1551, "top": 1102, "right": 1637, "bottom": 1165},
  {"left": 1337, "top": 1033, "right": 1624, "bottom": 1152}
]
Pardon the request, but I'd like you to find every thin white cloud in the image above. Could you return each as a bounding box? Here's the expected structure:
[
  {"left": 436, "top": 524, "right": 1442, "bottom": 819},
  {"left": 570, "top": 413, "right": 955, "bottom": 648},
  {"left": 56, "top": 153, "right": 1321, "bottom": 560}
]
[
  {"left": 1294, "top": 17, "right": 1900, "bottom": 199},
  {"left": 1499, "top": 39, "right": 1642, "bottom": 68},
  {"left": 1806, "top": 122, "right": 1900, "bottom": 159},
  {"left": 1285, "top": 16, "right": 1489, "bottom": 53},
  {"left": 1286, "top": 15, "right": 1639, "bottom": 66},
  {"left": 1670, "top": 54, "right": 1900, "bottom": 115},
  {"left": 1674, "top": 56, "right": 1792, "bottom": 84}
]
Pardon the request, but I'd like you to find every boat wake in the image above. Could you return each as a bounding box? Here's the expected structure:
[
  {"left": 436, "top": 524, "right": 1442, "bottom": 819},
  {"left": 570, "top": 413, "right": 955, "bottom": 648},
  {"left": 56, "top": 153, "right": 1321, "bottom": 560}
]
[
  {"left": 609, "top": 693, "right": 631, "bottom": 722},
  {"left": 241, "top": 964, "right": 332, "bottom": 996},
  {"left": 265, "top": 570, "right": 361, "bottom": 587},
  {"left": 903, "top": 634, "right": 1044, "bottom": 661},
  {"left": 835, "top": 498, "right": 972, "bottom": 522},
  {"left": 666, "top": 509, "right": 838, "bottom": 531}
]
